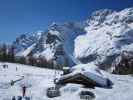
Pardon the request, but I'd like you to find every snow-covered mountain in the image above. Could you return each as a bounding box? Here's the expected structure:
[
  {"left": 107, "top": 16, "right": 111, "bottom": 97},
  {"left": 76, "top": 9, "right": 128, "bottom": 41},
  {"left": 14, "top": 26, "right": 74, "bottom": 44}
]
[
  {"left": 13, "top": 22, "right": 85, "bottom": 66},
  {"left": 13, "top": 31, "right": 43, "bottom": 57},
  {"left": 74, "top": 7, "right": 133, "bottom": 70},
  {"left": 13, "top": 7, "right": 133, "bottom": 70}
]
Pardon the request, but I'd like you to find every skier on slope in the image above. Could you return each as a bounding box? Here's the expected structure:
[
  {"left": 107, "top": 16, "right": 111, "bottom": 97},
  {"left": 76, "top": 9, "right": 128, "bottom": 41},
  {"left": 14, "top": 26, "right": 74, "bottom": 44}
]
[
  {"left": 20, "top": 75, "right": 32, "bottom": 100},
  {"left": 22, "top": 86, "right": 27, "bottom": 97}
]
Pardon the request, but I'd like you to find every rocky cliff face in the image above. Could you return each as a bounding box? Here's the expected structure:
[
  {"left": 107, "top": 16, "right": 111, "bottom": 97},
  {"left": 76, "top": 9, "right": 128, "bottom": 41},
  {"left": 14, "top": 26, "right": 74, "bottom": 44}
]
[
  {"left": 112, "top": 51, "right": 133, "bottom": 74},
  {"left": 74, "top": 7, "right": 133, "bottom": 70}
]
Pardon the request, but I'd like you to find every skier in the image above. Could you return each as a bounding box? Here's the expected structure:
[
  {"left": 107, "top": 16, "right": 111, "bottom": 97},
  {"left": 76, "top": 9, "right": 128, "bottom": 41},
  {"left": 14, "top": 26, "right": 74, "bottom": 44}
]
[
  {"left": 22, "top": 86, "right": 27, "bottom": 97},
  {"left": 22, "top": 86, "right": 31, "bottom": 100},
  {"left": 11, "top": 80, "right": 14, "bottom": 86},
  {"left": 16, "top": 67, "right": 18, "bottom": 71},
  {"left": 3, "top": 64, "right": 6, "bottom": 69},
  {"left": 6, "top": 64, "right": 8, "bottom": 68}
]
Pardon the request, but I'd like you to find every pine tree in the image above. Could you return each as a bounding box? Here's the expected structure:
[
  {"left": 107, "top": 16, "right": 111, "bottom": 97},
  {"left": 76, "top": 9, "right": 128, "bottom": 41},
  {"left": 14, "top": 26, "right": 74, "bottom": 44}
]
[
  {"left": 8, "top": 45, "right": 15, "bottom": 62},
  {"left": 10, "top": 45, "right": 15, "bottom": 62},
  {"left": 18, "top": 56, "right": 26, "bottom": 64},
  {"left": 2, "top": 44, "right": 8, "bottom": 62},
  {"left": 0, "top": 46, "right": 3, "bottom": 61}
]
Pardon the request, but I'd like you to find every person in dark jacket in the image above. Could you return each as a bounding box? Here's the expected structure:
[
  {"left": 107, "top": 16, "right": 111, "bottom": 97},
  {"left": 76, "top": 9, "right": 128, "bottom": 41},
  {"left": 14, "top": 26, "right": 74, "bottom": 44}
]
[{"left": 22, "top": 86, "right": 27, "bottom": 97}]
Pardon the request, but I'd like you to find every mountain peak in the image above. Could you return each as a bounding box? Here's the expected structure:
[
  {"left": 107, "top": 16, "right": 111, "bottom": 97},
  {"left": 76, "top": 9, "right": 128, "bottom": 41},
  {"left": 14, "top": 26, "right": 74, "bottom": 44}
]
[
  {"left": 91, "top": 9, "right": 114, "bottom": 17},
  {"left": 13, "top": 7, "right": 133, "bottom": 70}
]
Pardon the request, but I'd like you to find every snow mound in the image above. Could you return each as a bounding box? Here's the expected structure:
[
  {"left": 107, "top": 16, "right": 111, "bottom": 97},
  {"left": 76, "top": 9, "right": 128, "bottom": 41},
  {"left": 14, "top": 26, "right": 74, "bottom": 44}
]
[{"left": 68, "top": 63, "right": 109, "bottom": 87}]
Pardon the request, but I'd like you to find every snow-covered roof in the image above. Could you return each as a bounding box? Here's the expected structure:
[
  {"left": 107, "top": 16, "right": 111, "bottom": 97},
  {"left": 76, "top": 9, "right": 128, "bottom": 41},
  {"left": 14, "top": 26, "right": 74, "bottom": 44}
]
[{"left": 59, "top": 63, "right": 110, "bottom": 87}]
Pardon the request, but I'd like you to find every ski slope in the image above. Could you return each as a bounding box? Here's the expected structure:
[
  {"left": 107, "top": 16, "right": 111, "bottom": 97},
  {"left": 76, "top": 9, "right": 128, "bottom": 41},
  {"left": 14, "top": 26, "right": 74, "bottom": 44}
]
[
  {"left": 0, "top": 62, "right": 133, "bottom": 100},
  {"left": 0, "top": 62, "right": 62, "bottom": 100}
]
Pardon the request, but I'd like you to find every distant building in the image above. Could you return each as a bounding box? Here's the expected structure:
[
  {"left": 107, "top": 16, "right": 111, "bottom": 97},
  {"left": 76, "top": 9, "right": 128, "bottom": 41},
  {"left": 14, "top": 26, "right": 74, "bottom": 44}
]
[{"left": 62, "top": 67, "right": 70, "bottom": 75}]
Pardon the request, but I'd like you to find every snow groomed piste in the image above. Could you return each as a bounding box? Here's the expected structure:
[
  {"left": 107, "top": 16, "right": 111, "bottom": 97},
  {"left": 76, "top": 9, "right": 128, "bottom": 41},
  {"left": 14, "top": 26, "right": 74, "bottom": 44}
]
[{"left": 0, "top": 62, "right": 133, "bottom": 100}]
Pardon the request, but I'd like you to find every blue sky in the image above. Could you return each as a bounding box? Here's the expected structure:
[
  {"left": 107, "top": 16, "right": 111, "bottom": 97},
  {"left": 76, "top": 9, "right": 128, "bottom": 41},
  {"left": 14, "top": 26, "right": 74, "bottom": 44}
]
[{"left": 0, "top": 0, "right": 133, "bottom": 43}]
